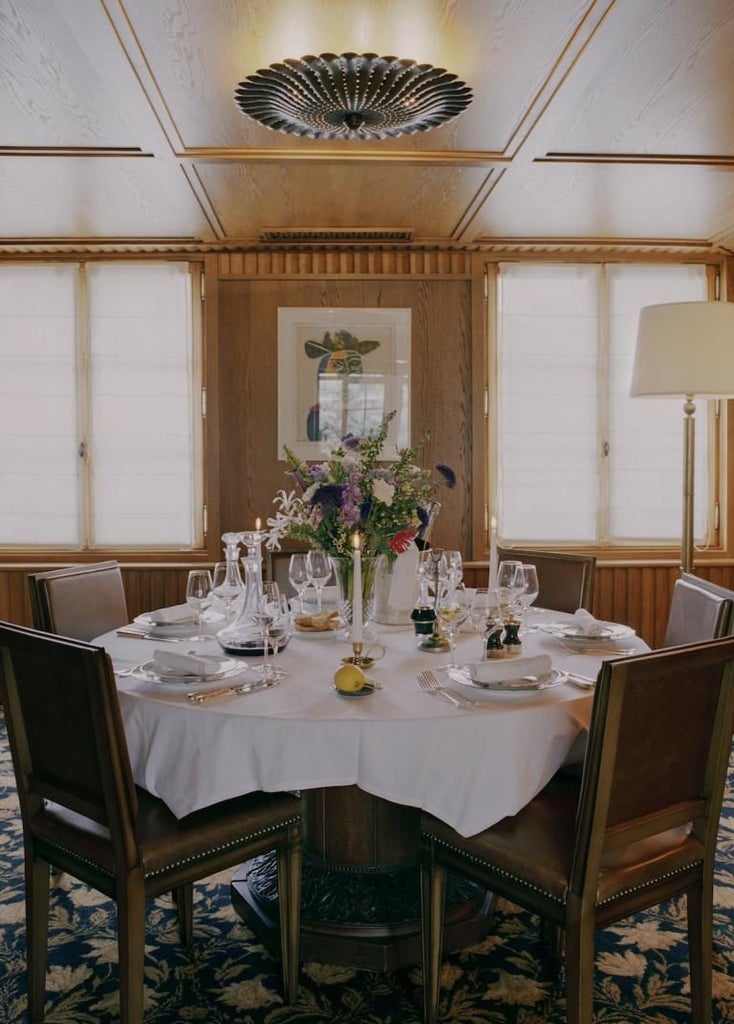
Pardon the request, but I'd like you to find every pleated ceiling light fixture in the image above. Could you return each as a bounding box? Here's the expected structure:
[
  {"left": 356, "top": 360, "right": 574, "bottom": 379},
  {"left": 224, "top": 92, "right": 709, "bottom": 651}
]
[{"left": 234, "top": 52, "right": 472, "bottom": 140}]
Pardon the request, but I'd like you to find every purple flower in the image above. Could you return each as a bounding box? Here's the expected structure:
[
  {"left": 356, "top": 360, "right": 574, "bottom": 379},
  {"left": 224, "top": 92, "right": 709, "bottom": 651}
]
[
  {"left": 311, "top": 484, "right": 343, "bottom": 519},
  {"left": 342, "top": 433, "right": 362, "bottom": 451},
  {"left": 435, "top": 462, "right": 457, "bottom": 489}
]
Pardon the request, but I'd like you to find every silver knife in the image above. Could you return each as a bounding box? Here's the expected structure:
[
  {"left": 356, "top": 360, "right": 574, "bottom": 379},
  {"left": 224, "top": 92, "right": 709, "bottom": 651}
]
[{"left": 186, "top": 678, "right": 277, "bottom": 703}]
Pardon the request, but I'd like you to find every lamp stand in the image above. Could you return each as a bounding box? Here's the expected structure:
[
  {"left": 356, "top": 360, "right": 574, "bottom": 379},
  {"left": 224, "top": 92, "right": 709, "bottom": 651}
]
[{"left": 681, "top": 395, "right": 695, "bottom": 574}]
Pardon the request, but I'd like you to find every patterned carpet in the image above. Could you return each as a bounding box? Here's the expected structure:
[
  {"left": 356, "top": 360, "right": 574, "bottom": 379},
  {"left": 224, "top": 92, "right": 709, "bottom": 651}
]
[{"left": 1, "top": 710, "right": 733, "bottom": 1024}]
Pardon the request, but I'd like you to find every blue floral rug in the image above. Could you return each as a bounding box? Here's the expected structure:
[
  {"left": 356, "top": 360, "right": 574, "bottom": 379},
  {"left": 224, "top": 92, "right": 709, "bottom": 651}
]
[{"left": 1, "top": 711, "right": 732, "bottom": 1023}]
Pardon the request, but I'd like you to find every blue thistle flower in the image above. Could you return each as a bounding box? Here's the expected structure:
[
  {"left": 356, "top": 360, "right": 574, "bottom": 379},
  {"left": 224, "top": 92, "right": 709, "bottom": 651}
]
[{"left": 435, "top": 462, "right": 457, "bottom": 489}]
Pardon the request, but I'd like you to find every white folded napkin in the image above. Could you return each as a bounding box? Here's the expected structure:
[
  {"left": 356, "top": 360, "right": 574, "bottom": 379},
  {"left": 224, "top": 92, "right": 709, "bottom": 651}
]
[
  {"left": 468, "top": 654, "right": 552, "bottom": 685},
  {"left": 573, "top": 608, "right": 605, "bottom": 636},
  {"left": 147, "top": 604, "right": 195, "bottom": 625},
  {"left": 152, "top": 650, "right": 221, "bottom": 677}
]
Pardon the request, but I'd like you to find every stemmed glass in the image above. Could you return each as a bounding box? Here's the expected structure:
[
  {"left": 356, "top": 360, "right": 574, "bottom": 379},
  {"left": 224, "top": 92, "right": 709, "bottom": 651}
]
[
  {"left": 469, "top": 587, "right": 492, "bottom": 633},
  {"left": 497, "top": 560, "right": 524, "bottom": 620},
  {"left": 517, "top": 564, "right": 540, "bottom": 633},
  {"left": 288, "top": 553, "right": 310, "bottom": 612},
  {"left": 211, "top": 561, "right": 244, "bottom": 625},
  {"left": 306, "top": 550, "right": 331, "bottom": 612},
  {"left": 440, "top": 550, "right": 464, "bottom": 589},
  {"left": 253, "top": 582, "right": 289, "bottom": 682},
  {"left": 185, "top": 569, "right": 213, "bottom": 640},
  {"left": 437, "top": 594, "right": 469, "bottom": 668}
]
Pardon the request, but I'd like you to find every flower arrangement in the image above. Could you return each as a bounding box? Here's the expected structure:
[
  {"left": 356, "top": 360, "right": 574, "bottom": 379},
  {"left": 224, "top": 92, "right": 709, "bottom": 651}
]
[{"left": 266, "top": 411, "right": 456, "bottom": 560}]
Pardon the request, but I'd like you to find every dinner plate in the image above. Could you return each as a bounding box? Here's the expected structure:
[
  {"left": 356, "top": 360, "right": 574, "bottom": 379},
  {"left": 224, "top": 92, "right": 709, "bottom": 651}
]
[
  {"left": 539, "top": 621, "right": 635, "bottom": 643},
  {"left": 451, "top": 667, "right": 565, "bottom": 692},
  {"left": 132, "top": 657, "right": 244, "bottom": 686},
  {"left": 331, "top": 680, "right": 376, "bottom": 699},
  {"left": 293, "top": 627, "right": 340, "bottom": 639}
]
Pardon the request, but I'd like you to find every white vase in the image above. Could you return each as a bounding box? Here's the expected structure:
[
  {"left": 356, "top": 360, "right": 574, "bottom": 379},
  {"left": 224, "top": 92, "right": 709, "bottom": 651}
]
[{"left": 373, "top": 546, "right": 420, "bottom": 625}]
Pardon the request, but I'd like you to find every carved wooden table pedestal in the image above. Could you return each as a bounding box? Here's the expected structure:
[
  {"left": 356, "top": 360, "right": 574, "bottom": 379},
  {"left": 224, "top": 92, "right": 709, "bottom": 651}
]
[{"left": 231, "top": 785, "right": 493, "bottom": 970}]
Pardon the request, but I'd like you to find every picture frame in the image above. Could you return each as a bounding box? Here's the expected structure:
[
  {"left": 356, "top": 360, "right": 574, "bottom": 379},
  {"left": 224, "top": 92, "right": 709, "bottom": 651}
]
[{"left": 277, "top": 307, "right": 411, "bottom": 460}]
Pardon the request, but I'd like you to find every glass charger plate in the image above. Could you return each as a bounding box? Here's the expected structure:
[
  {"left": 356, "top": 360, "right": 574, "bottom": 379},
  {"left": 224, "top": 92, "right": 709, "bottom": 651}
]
[
  {"left": 539, "top": 622, "right": 635, "bottom": 642},
  {"left": 451, "top": 666, "right": 565, "bottom": 693},
  {"left": 132, "top": 658, "right": 244, "bottom": 686}
]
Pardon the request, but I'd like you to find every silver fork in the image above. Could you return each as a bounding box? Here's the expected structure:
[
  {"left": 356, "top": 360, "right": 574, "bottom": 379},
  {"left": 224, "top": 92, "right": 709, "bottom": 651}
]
[{"left": 417, "top": 670, "right": 479, "bottom": 708}]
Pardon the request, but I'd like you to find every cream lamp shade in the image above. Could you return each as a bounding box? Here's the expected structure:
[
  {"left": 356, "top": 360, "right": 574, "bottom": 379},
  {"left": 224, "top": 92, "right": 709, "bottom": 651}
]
[
  {"left": 630, "top": 300, "right": 734, "bottom": 573},
  {"left": 631, "top": 301, "right": 734, "bottom": 397}
]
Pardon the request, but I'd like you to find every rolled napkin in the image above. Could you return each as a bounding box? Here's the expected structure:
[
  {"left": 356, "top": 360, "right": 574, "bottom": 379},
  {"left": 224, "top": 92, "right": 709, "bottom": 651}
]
[
  {"left": 468, "top": 654, "right": 552, "bottom": 685},
  {"left": 294, "top": 610, "right": 340, "bottom": 632},
  {"left": 152, "top": 649, "right": 222, "bottom": 677},
  {"left": 147, "top": 604, "right": 195, "bottom": 625},
  {"left": 573, "top": 608, "right": 605, "bottom": 636}
]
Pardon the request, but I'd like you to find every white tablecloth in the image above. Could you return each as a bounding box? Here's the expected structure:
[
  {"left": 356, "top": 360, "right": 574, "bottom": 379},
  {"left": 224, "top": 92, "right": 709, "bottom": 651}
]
[{"left": 100, "top": 610, "right": 647, "bottom": 837}]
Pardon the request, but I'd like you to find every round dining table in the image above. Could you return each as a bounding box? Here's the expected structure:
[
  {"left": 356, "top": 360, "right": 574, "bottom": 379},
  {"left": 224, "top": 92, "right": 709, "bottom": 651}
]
[{"left": 99, "top": 607, "right": 648, "bottom": 969}]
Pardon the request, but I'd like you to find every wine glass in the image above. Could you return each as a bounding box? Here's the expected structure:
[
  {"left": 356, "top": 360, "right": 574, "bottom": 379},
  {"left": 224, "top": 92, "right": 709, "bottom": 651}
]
[
  {"left": 517, "top": 564, "right": 540, "bottom": 632},
  {"left": 306, "top": 550, "right": 331, "bottom": 612},
  {"left": 497, "top": 560, "right": 524, "bottom": 619},
  {"left": 211, "top": 560, "right": 244, "bottom": 625},
  {"left": 469, "top": 588, "right": 492, "bottom": 633},
  {"left": 253, "top": 582, "right": 289, "bottom": 682},
  {"left": 288, "top": 553, "right": 310, "bottom": 612},
  {"left": 440, "top": 550, "right": 464, "bottom": 588},
  {"left": 437, "top": 596, "right": 469, "bottom": 668},
  {"left": 185, "top": 569, "right": 213, "bottom": 640}
]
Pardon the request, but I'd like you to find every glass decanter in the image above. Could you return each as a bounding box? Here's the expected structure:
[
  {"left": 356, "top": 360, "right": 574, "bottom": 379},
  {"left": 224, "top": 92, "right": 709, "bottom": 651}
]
[
  {"left": 211, "top": 532, "right": 246, "bottom": 624},
  {"left": 216, "top": 552, "right": 266, "bottom": 655}
]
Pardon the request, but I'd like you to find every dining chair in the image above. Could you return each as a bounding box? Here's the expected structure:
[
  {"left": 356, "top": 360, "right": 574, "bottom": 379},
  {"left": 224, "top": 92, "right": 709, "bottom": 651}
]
[
  {"left": 28, "top": 561, "right": 129, "bottom": 641},
  {"left": 497, "top": 547, "right": 596, "bottom": 612},
  {"left": 0, "top": 621, "right": 303, "bottom": 1023},
  {"left": 420, "top": 636, "right": 734, "bottom": 1024},
  {"left": 662, "top": 572, "right": 734, "bottom": 647}
]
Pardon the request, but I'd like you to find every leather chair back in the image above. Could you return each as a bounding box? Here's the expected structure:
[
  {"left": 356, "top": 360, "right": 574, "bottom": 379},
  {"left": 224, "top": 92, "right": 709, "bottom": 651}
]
[
  {"left": 662, "top": 573, "right": 734, "bottom": 647},
  {"left": 0, "top": 620, "right": 302, "bottom": 1021},
  {"left": 497, "top": 547, "right": 596, "bottom": 612},
  {"left": 28, "top": 561, "right": 129, "bottom": 641}
]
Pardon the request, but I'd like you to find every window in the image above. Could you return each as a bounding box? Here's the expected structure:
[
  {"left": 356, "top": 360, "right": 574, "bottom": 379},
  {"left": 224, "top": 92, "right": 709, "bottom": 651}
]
[
  {"left": 0, "top": 261, "right": 203, "bottom": 549},
  {"left": 496, "top": 262, "right": 711, "bottom": 545}
]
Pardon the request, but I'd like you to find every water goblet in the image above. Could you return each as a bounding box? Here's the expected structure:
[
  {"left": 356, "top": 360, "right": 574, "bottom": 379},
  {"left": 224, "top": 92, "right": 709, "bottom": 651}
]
[
  {"left": 253, "top": 582, "right": 288, "bottom": 682},
  {"left": 469, "top": 587, "right": 492, "bottom": 633},
  {"left": 306, "top": 550, "right": 331, "bottom": 612},
  {"left": 441, "top": 550, "right": 464, "bottom": 588},
  {"left": 211, "top": 560, "right": 244, "bottom": 625},
  {"left": 185, "top": 569, "right": 213, "bottom": 640},
  {"left": 288, "top": 553, "right": 310, "bottom": 612},
  {"left": 497, "top": 560, "right": 524, "bottom": 620},
  {"left": 517, "top": 564, "right": 540, "bottom": 633},
  {"left": 437, "top": 597, "right": 469, "bottom": 669}
]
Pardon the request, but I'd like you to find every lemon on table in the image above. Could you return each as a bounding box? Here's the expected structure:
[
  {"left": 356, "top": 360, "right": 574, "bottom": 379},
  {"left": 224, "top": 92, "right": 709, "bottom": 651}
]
[{"left": 334, "top": 663, "right": 366, "bottom": 693}]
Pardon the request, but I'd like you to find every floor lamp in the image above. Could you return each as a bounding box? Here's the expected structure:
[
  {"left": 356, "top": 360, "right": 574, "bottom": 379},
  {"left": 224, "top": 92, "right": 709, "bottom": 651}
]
[{"left": 630, "top": 301, "right": 734, "bottom": 573}]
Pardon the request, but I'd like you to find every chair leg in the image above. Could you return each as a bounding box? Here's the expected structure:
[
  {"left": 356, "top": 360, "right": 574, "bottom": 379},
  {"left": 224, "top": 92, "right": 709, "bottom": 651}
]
[
  {"left": 117, "top": 880, "right": 147, "bottom": 1024},
  {"left": 420, "top": 851, "right": 447, "bottom": 1024},
  {"left": 173, "top": 884, "right": 194, "bottom": 945},
  {"left": 26, "top": 852, "right": 50, "bottom": 1023},
  {"left": 687, "top": 880, "right": 712, "bottom": 1024},
  {"left": 276, "top": 830, "right": 302, "bottom": 1004},
  {"left": 563, "top": 915, "right": 595, "bottom": 1024}
]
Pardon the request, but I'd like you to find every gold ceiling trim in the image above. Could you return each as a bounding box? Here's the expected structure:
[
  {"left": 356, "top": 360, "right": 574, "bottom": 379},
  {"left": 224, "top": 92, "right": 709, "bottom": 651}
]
[
  {"left": 179, "top": 147, "right": 510, "bottom": 166},
  {"left": 0, "top": 238, "right": 720, "bottom": 258},
  {"left": 0, "top": 146, "right": 152, "bottom": 158},
  {"left": 538, "top": 152, "right": 734, "bottom": 167}
]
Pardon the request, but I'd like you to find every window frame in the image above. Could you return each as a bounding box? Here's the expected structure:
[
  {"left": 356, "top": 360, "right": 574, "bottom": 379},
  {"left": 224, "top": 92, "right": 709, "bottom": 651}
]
[
  {"left": 0, "top": 258, "right": 208, "bottom": 558},
  {"left": 486, "top": 257, "right": 726, "bottom": 559}
]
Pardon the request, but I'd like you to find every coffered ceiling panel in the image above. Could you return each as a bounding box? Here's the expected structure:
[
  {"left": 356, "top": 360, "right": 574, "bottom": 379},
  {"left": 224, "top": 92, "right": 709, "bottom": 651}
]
[
  {"left": 473, "top": 162, "right": 734, "bottom": 242},
  {"left": 194, "top": 161, "right": 492, "bottom": 241},
  {"left": 122, "top": 0, "right": 592, "bottom": 152}
]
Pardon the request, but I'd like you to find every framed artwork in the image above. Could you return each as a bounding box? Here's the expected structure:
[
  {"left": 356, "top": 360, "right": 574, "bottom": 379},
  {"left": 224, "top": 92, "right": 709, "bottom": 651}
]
[{"left": 277, "top": 307, "right": 411, "bottom": 460}]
